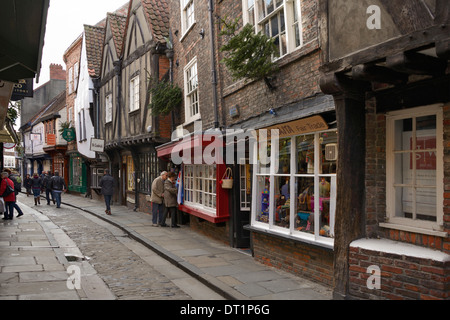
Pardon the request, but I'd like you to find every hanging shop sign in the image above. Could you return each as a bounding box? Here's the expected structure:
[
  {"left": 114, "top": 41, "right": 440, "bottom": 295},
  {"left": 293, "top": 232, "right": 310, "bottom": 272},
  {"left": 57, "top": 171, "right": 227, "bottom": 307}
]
[
  {"left": 11, "top": 79, "right": 34, "bottom": 101},
  {"left": 62, "top": 128, "right": 76, "bottom": 142},
  {"left": 90, "top": 138, "right": 105, "bottom": 153}
]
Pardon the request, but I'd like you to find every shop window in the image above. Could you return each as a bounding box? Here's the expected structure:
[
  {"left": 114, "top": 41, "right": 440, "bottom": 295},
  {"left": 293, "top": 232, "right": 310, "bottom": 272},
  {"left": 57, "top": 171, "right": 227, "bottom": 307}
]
[
  {"left": 252, "top": 129, "right": 337, "bottom": 244},
  {"left": 92, "top": 168, "right": 105, "bottom": 188},
  {"left": 386, "top": 105, "right": 444, "bottom": 232},
  {"left": 242, "top": 0, "right": 302, "bottom": 58},
  {"left": 137, "top": 152, "right": 158, "bottom": 194},
  {"left": 184, "top": 164, "right": 216, "bottom": 213},
  {"left": 127, "top": 156, "right": 135, "bottom": 191}
]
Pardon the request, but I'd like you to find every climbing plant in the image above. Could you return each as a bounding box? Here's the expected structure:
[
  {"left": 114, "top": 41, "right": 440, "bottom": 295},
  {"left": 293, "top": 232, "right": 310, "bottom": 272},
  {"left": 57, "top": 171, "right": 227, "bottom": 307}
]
[{"left": 147, "top": 78, "right": 182, "bottom": 116}]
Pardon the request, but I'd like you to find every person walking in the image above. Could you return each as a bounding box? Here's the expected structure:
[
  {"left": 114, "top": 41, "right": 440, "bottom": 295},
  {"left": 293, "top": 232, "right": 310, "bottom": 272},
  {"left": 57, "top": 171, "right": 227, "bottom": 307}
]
[
  {"left": 4, "top": 169, "right": 24, "bottom": 217},
  {"left": 150, "top": 171, "right": 168, "bottom": 227},
  {"left": 163, "top": 172, "right": 180, "bottom": 228},
  {"left": 31, "top": 173, "right": 42, "bottom": 205},
  {"left": 0, "top": 171, "right": 16, "bottom": 220},
  {"left": 24, "top": 173, "right": 32, "bottom": 197},
  {"left": 49, "top": 171, "right": 66, "bottom": 208},
  {"left": 99, "top": 169, "right": 114, "bottom": 215},
  {"left": 42, "top": 172, "right": 55, "bottom": 205}
]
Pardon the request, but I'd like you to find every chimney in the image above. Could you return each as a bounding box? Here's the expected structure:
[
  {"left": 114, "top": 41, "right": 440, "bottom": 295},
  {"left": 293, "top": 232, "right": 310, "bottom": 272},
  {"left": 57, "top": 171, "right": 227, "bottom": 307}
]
[{"left": 50, "top": 63, "right": 66, "bottom": 80}]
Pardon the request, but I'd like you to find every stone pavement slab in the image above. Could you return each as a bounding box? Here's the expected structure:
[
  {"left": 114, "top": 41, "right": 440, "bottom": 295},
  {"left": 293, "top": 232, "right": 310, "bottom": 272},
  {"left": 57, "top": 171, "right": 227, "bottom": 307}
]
[
  {"left": 58, "top": 192, "right": 333, "bottom": 300},
  {"left": 0, "top": 202, "right": 116, "bottom": 300}
]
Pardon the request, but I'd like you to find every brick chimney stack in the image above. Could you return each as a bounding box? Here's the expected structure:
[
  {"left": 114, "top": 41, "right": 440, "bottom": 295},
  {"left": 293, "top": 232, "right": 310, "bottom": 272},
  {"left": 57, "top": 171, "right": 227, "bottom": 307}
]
[{"left": 50, "top": 63, "right": 66, "bottom": 80}]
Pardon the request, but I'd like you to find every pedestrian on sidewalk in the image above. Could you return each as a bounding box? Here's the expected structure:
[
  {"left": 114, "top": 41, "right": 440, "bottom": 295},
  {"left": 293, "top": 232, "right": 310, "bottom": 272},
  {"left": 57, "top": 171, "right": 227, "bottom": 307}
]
[
  {"left": 99, "top": 169, "right": 114, "bottom": 215},
  {"left": 42, "top": 172, "right": 55, "bottom": 205},
  {"left": 150, "top": 171, "right": 168, "bottom": 227},
  {"left": 164, "top": 172, "right": 180, "bottom": 228},
  {"left": 0, "top": 171, "right": 16, "bottom": 220},
  {"left": 49, "top": 171, "right": 66, "bottom": 208},
  {"left": 4, "top": 169, "right": 24, "bottom": 217},
  {"left": 31, "top": 173, "right": 42, "bottom": 205},
  {"left": 24, "top": 174, "right": 32, "bottom": 197}
]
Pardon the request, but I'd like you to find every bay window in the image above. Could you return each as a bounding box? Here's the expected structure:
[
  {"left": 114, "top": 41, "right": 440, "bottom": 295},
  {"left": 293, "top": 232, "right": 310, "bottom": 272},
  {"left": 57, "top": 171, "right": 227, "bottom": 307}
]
[{"left": 252, "top": 129, "right": 337, "bottom": 246}]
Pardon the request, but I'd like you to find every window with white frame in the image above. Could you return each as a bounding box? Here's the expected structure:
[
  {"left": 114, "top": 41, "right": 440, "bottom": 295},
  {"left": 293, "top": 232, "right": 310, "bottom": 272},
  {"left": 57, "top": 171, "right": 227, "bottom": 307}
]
[
  {"left": 184, "top": 164, "right": 217, "bottom": 213},
  {"left": 239, "top": 160, "right": 252, "bottom": 211},
  {"left": 129, "top": 75, "right": 140, "bottom": 112},
  {"left": 68, "top": 67, "right": 73, "bottom": 94},
  {"left": 385, "top": 105, "right": 444, "bottom": 232},
  {"left": 184, "top": 58, "right": 200, "bottom": 123},
  {"left": 180, "top": 0, "right": 195, "bottom": 36},
  {"left": 243, "top": 0, "right": 302, "bottom": 58},
  {"left": 105, "top": 94, "right": 113, "bottom": 123},
  {"left": 252, "top": 129, "right": 337, "bottom": 245}
]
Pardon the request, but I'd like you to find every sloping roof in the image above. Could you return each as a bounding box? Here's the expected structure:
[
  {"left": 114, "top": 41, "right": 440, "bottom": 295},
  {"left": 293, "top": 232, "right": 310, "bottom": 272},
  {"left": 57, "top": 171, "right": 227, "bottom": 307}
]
[
  {"left": 22, "top": 90, "right": 66, "bottom": 130},
  {"left": 108, "top": 13, "right": 127, "bottom": 57},
  {"left": 142, "top": 0, "right": 170, "bottom": 43},
  {"left": 84, "top": 25, "right": 106, "bottom": 78}
]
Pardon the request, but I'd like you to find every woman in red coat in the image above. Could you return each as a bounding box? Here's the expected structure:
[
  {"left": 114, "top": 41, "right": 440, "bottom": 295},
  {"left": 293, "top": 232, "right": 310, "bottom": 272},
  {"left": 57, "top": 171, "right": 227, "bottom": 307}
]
[{"left": 1, "top": 171, "right": 16, "bottom": 220}]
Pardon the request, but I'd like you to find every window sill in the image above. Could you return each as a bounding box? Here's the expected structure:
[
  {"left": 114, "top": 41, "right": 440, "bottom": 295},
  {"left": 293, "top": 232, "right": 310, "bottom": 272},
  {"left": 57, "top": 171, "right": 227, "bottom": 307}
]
[
  {"left": 379, "top": 222, "right": 448, "bottom": 238},
  {"left": 245, "top": 224, "right": 334, "bottom": 251}
]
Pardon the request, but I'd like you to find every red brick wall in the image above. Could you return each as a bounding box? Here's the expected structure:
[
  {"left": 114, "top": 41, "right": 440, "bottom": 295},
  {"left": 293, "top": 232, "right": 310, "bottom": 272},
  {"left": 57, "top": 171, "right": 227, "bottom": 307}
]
[
  {"left": 349, "top": 244, "right": 450, "bottom": 300},
  {"left": 252, "top": 233, "right": 334, "bottom": 287},
  {"left": 50, "top": 63, "right": 66, "bottom": 81}
]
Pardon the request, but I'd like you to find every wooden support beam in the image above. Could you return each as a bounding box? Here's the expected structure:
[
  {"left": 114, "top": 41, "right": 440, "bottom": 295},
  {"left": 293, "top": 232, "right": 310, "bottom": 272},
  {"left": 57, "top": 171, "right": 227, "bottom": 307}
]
[
  {"left": 352, "top": 64, "right": 408, "bottom": 85},
  {"left": 386, "top": 51, "right": 447, "bottom": 76}
]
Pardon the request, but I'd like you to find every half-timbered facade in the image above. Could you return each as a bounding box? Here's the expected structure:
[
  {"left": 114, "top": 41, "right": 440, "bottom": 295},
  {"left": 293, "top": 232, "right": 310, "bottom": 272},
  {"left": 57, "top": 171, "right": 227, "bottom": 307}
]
[
  {"left": 100, "top": 0, "right": 171, "bottom": 210},
  {"left": 319, "top": 0, "right": 450, "bottom": 300}
]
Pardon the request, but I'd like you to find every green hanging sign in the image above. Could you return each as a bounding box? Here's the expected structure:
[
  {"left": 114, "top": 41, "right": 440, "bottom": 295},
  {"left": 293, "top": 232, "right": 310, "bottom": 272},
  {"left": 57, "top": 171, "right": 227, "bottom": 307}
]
[{"left": 62, "top": 127, "right": 76, "bottom": 142}]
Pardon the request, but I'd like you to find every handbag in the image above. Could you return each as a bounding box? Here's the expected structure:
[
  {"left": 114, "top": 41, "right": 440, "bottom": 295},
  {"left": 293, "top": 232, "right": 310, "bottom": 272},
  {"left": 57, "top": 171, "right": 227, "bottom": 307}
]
[
  {"left": 2, "top": 183, "right": 14, "bottom": 198},
  {"left": 220, "top": 167, "right": 233, "bottom": 189}
]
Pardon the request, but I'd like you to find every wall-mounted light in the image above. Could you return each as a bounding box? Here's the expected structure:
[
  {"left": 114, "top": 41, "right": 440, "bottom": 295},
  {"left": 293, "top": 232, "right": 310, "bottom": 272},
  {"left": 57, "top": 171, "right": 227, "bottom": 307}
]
[
  {"left": 200, "top": 29, "right": 205, "bottom": 39},
  {"left": 269, "top": 108, "right": 277, "bottom": 116}
]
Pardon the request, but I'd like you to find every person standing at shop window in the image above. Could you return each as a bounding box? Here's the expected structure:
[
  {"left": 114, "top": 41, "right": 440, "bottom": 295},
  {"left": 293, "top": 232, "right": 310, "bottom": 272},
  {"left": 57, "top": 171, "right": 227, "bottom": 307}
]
[
  {"left": 164, "top": 172, "right": 180, "bottom": 228},
  {"left": 151, "top": 171, "right": 168, "bottom": 227}
]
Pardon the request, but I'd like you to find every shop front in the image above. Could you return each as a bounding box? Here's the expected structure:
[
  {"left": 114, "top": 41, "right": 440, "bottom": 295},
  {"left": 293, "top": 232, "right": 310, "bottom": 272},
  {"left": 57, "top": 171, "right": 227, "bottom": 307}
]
[
  {"left": 247, "top": 114, "right": 336, "bottom": 286},
  {"left": 157, "top": 131, "right": 230, "bottom": 242}
]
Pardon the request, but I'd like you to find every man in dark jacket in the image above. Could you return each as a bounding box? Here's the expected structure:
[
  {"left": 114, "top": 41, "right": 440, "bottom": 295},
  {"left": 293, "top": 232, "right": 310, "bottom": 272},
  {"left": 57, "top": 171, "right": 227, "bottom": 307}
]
[
  {"left": 99, "top": 169, "right": 114, "bottom": 215},
  {"left": 49, "top": 171, "right": 66, "bottom": 208},
  {"left": 42, "top": 172, "right": 55, "bottom": 205}
]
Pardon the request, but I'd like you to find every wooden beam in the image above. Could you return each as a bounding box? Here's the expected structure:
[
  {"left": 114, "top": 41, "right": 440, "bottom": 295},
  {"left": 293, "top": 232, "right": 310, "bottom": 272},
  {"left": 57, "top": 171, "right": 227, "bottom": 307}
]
[
  {"left": 352, "top": 64, "right": 408, "bottom": 85},
  {"left": 386, "top": 51, "right": 447, "bottom": 75}
]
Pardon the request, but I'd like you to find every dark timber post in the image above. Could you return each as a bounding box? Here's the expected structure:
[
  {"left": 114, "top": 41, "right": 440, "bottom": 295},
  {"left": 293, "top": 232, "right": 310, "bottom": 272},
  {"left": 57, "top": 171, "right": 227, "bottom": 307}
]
[{"left": 320, "top": 73, "right": 369, "bottom": 299}]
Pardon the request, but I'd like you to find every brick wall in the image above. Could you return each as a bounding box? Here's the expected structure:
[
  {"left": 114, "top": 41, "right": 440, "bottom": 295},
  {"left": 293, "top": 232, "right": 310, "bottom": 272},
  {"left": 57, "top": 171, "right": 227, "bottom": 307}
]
[
  {"left": 50, "top": 63, "right": 66, "bottom": 80},
  {"left": 349, "top": 242, "right": 450, "bottom": 300},
  {"left": 252, "top": 233, "right": 334, "bottom": 287},
  {"left": 190, "top": 217, "right": 230, "bottom": 245}
]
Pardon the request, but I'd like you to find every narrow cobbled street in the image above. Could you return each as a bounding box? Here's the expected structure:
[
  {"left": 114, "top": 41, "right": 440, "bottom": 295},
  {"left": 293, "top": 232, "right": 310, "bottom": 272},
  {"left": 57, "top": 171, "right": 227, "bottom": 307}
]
[{"left": 17, "top": 195, "right": 224, "bottom": 300}]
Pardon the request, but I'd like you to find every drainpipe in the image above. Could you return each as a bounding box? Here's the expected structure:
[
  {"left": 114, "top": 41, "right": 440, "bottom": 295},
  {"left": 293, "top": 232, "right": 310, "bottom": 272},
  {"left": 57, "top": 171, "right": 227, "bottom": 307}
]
[
  {"left": 208, "top": 0, "right": 220, "bottom": 129},
  {"left": 114, "top": 60, "right": 122, "bottom": 145}
]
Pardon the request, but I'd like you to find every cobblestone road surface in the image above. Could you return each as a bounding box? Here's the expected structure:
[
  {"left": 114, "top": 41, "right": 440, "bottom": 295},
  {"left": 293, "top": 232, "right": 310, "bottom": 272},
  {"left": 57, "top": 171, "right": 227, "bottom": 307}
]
[{"left": 22, "top": 197, "right": 202, "bottom": 300}]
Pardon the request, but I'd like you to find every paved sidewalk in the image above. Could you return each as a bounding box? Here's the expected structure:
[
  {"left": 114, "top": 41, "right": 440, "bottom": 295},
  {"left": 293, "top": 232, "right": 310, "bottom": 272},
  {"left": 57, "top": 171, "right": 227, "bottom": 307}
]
[
  {"left": 56, "top": 192, "right": 332, "bottom": 300},
  {"left": 0, "top": 201, "right": 114, "bottom": 300}
]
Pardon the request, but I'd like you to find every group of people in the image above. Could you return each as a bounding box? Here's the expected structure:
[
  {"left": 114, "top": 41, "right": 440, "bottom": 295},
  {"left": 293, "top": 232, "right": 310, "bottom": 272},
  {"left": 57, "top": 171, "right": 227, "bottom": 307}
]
[
  {"left": 1, "top": 167, "right": 180, "bottom": 228},
  {"left": 23, "top": 171, "right": 66, "bottom": 208},
  {"left": 150, "top": 171, "right": 180, "bottom": 228}
]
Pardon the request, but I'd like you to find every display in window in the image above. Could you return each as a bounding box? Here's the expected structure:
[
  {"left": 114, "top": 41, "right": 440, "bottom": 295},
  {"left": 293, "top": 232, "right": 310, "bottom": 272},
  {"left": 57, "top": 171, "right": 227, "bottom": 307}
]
[
  {"left": 275, "top": 176, "right": 289, "bottom": 228},
  {"left": 296, "top": 135, "right": 314, "bottom": 174},
  {"left": 256, "top": 176, "right": 270, "bottom": 223}
]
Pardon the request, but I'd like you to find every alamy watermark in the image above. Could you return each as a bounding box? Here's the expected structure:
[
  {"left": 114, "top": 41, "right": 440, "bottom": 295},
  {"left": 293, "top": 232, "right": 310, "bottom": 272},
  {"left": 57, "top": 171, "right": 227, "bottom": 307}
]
[
  {"left": 67, "top": 265, "right": 81, "bottom": 290},
  {"left": 367, "top": 265, "right": 381, "bottom": 290},
  {"left": 367, "top": 5, "right": 381, "bottom": 30}
]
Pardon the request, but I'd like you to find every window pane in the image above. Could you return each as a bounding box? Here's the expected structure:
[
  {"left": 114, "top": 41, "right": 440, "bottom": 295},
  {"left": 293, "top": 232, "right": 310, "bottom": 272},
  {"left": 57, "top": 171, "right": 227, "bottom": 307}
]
[
  {"left": 394, "top": 118, "right": 412, "bottom": 151},
  {"left": 394, "top": 186, "right": 413, "bottom": 218},
  {"left": 295, "top": 177, "right": 314, "bottom": 234},
  {"left": 275, "top": 176, "right": 290, "bottom": 229},
  {"left": 256, "top": 176, "right": 270, "bottom": 224},
  {"left": 321, "top": 131, "right": 338, "bottom": 174},
  {"left": 416, "top": 187, "right": 436, "bottom": 221},
  {"left": 278, "top": 137, "right": 291, "bottom": 174},
  {"left": 319, "top": 177, "right": 333, "bottom": 238},
  {"left": 296, "top": 134, "right": 315, "bottom": 174}
]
